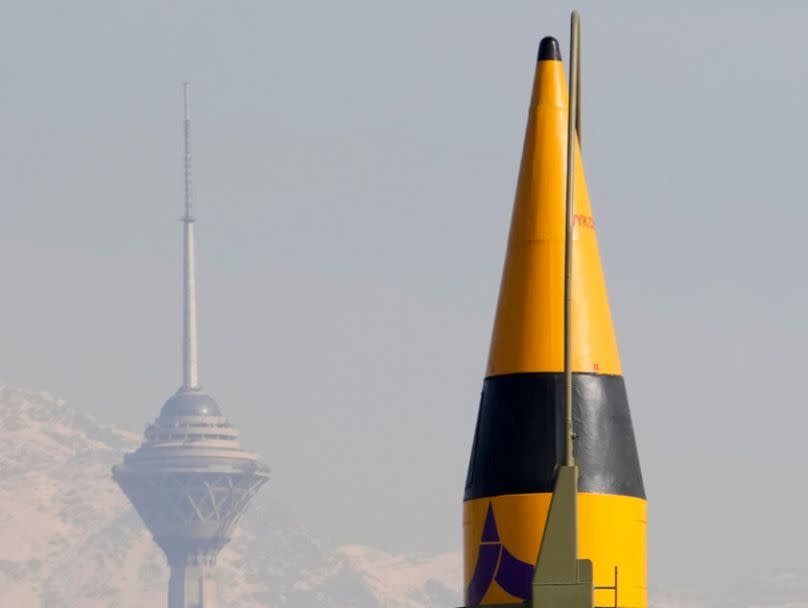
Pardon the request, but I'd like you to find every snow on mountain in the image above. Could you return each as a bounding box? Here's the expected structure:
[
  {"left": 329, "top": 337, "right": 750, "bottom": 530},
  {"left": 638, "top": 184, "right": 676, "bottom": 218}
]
[
  {"left": 0, "top": 387, "right": 460, "bottom": 608},
  {"left": 647, "top": 572, "right": 808, "bottom": 608},
  {"left": 721, "top": 570, "right": 808, "bottom": 608},
  {"left": 334, "top": 545, "right": 460, "bottom": 608},
  {"left": 648, "top": 590, "right": 705, "bottom": 608}
]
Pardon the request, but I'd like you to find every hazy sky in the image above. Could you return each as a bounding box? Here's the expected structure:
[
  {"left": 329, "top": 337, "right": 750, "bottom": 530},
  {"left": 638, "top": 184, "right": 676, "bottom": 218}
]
[{"left": 2, "top": 1, "right": 808, "bottom": 604}]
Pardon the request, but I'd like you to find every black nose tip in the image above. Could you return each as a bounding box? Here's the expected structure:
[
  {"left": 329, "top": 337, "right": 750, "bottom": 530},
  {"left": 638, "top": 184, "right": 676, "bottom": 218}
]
[{"left": 538, "top": 36, "right": 561, "bottom": 61}]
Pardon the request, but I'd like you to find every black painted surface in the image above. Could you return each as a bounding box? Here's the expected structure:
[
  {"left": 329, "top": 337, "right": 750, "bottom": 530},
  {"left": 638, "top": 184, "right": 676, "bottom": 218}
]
[
  {"left": 464, "top": 373, "right": 645, "bottom": 500},
  {"left": 538, "top": 36, "right": 562, "bottom": 62}
]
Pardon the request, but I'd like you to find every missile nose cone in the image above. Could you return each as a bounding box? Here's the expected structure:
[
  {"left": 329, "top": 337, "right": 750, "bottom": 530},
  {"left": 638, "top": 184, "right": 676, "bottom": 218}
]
[{"left": 537, "top": 36, "right": 561, "bottom": 61}]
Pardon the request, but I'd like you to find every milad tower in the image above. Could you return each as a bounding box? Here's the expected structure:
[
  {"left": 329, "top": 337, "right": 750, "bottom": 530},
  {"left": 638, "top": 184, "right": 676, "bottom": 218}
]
[{"left": 113, "top": 83, "right": 269, "bottom": 608}]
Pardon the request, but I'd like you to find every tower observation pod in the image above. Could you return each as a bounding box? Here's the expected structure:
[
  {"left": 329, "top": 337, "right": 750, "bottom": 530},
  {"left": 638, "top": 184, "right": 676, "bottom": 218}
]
[
  {"left": 463, "top": 14, "right": 646, "bottom": 608},
  {"left": 113, "top": 83, "right": 269, "bottom": 608}
]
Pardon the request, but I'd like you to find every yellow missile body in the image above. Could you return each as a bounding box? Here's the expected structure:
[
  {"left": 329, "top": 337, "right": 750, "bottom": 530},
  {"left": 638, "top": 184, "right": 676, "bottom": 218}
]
[{"left": 463, "top": 37, "right": 647, "bottom": 608}]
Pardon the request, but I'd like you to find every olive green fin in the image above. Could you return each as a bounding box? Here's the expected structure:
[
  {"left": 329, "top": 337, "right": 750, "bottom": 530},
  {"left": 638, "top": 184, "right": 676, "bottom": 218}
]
[{"left": 531, "top": 465, "right": 593, "bottom": 608}]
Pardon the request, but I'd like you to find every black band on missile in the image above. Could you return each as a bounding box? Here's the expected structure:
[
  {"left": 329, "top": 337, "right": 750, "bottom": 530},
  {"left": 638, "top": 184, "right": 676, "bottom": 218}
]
[
  {"left": 537, "top": 37, "right": 562, "bottom": 62},
  {"left": 464, "top": 373, "right": 645, "bottom": 500}
]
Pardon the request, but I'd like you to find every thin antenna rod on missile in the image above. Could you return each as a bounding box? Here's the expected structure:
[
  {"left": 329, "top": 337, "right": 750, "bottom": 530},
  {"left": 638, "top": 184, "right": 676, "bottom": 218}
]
[
  {"left": 575, "top": 23, "right": 582, "bottom": 148},
  {"left": 563, "top": 11, "right": 581, "bottom": 468},
  {"left": 182, "top": 81, "right": 199, "bottom": 390}
]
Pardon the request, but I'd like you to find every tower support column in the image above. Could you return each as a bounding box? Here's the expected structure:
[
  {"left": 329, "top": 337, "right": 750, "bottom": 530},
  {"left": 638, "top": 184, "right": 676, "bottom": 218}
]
[
  {"left": 168, "top": 563, "right": 218, "bottom": 608},
  {"left": 164, "top": 541, "right": 224, "bottom": 608}
]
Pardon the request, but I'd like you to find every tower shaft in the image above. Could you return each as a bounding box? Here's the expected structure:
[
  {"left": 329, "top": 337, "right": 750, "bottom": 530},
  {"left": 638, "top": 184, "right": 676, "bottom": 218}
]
[
  {"left": 166, "top": 542, "right": 223, "bottom": 608},
  {"left": 169, "top": 566, "right": 217, "bottom": 608}
]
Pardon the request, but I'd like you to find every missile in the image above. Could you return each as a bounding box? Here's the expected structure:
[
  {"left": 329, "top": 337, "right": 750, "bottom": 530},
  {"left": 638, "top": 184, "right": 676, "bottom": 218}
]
[{"left": 463, "top": 15, "right": 646, "bottom": 608}]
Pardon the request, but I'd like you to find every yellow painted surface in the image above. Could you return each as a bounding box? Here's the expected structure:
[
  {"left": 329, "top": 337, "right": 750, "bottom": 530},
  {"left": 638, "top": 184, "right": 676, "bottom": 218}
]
[
  {"left": 486, "top": 59, "right": 621, "bottom": 377},
  {"left": 464, "top": 493, "right": 647, "bottom": 607}
]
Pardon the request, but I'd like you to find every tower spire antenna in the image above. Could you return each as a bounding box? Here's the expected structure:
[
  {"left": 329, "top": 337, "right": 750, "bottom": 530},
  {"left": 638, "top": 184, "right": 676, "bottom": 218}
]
[
  {"left": 182, "top": 81, "right": 199, "bottom": 390},
  {"left": 183, "top": 81, "right": 192, "bottom": 219}
]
